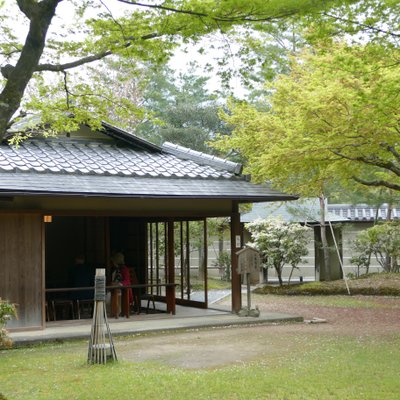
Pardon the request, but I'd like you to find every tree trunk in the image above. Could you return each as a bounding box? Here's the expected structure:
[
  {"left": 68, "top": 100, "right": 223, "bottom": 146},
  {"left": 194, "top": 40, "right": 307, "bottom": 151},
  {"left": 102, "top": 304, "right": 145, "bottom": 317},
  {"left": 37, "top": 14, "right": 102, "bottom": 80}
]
[
  {"left": 0, "top": 0, "right": 60, "bottom": 139},
  {"left": 198, "top": 245, "right": 204, "bottom": 277},
  {"left": 287, "top": 266, "right": 295, "bottom": 285},
  {"left": 319, "top": 194, "right": 331, "bottom": 281},
  {"left": 384, "top": 203, "right": 393, "bottom": 272},
  {"left": 365, "top": 252, "right": 371, "bottom": 275},
  {"left": 218, "top": 226, "right": 224, "bottom": 258},
  {"left": 276, "top": 264, "right": 283, "bottom": 286}
]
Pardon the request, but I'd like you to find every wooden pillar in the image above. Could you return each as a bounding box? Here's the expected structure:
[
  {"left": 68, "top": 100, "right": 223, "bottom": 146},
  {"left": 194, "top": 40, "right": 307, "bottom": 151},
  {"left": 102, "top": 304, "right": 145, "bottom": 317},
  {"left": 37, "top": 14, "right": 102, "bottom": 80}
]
[
  {"left": 203, "top": 219, "right": 208, "bottom": 308},
  {"left": 186, "top": 221, "right": 190, "bottom": 299},
  {"left": 166, "top": 220, "right": 176, "bottom": 314},
  {"left": 0, "top": 214, "right": 43, "bottom": 329},
  {"left": 231, "top": 201, "right": 242, "bottom": 313}
]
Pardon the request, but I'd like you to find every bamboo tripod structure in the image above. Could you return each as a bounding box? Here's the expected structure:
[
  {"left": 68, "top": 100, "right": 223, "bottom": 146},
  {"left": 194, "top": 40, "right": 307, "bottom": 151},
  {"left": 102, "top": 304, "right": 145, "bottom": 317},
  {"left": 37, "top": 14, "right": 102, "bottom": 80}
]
[{"left": 87, "top": 269, "right": 117, "bottom": 364}]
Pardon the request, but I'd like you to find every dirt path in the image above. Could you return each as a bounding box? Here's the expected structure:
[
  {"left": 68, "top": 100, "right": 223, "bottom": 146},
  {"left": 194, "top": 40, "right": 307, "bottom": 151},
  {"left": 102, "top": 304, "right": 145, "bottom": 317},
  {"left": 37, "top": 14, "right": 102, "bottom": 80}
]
[{"left": 117, "top": 295, "right": 400, "bottom": 369}]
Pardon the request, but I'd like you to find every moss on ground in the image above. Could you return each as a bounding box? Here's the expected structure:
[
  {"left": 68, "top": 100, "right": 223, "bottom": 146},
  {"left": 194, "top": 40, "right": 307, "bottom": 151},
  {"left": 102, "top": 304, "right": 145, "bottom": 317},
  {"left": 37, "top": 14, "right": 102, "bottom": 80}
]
[{"left": 254, "top": 273, "right": 400, "bottom": 296}]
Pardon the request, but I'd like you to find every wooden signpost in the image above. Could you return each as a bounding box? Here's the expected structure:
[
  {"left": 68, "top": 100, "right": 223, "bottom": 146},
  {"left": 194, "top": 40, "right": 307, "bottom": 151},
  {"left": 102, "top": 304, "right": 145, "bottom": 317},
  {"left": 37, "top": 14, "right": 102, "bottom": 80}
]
[
  {"left": 87, "top": 269, "right": 117, "bottom": 364},
  {"left": 236, "top": 246, "right": 261, "bottom": 317}
]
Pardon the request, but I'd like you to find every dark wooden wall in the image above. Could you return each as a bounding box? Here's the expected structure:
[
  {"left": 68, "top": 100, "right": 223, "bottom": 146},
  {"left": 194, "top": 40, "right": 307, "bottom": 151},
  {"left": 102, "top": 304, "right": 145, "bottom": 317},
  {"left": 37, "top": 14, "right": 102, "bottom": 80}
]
[
  {"left": 110, "top": 218, "right": 146, "bottom": 282},
  {"left": 45, "top": 216, "right": 145, "bottom": 286},
  {"left": 45, "top": 217, "right": 108, "bottom": 287},
  {"left": 45, "top": 217, "right": 86, "bottom": 287},
  {"left": 85, "top": 217, "right": 108, "bottom": 268},
  {"left": 0, "top": 214, "right": 43, "bottom": 329}
]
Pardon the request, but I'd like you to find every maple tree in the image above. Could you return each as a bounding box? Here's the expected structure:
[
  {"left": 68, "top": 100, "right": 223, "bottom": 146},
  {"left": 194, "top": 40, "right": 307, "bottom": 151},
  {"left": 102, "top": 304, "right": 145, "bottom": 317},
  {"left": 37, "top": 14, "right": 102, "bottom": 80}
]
[{"left": 0, "top": 0, "right": 369, "bottom": 141}]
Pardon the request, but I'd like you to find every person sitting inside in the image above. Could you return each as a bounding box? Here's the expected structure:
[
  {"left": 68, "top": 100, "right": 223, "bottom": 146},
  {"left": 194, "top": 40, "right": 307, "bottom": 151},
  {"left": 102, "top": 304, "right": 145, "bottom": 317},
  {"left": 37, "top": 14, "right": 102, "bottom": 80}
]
[
  {"left": 70, "top": 255, "right": 94, "bottom": 301},
  {"left": 110, "top": 252, "right": 133, "bottom": 305}
]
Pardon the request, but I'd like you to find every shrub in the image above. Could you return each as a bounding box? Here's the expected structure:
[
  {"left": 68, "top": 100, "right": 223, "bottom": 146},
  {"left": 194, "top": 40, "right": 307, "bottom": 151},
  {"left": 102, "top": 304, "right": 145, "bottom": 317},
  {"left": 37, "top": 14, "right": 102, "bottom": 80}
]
[
  {"left": 0, "top": 298, "right": 17, "bottom": 349},
  {"left": 351, "top": 222, "right": 400, "bottom": 273},
  {"left": 213, "top": 251, "right": 231, "bottom": 281},
  {"left": 246, "top": 218, "right": 309, "bottom": 286}
]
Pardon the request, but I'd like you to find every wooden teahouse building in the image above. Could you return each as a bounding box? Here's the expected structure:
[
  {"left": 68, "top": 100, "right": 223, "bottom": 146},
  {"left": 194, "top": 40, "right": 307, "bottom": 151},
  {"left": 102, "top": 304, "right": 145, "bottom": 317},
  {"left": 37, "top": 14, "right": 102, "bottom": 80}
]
[{"left": 0, "top": 121, "right": 295, "bottom": 330}]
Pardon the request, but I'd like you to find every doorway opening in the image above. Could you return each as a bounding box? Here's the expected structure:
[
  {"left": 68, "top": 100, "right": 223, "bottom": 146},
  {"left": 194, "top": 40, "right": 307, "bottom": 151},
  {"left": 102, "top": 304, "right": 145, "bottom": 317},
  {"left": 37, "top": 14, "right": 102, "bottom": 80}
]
[{"left": 44, "top": 216, "right": 218, "bottom": 321}]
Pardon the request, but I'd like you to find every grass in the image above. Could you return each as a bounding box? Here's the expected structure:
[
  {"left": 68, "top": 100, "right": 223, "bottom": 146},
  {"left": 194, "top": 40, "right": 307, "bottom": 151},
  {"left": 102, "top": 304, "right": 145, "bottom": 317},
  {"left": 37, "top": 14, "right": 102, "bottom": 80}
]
[
  {"left": 254, "top": 293, "right": 396, "bottom": 309},
  {"left": 176, "top": 277, "right": 231, "bottom": 291},
  {"left": 255, "top": 273, "right": 400, "bottom": 296},
  {"left": 207, "top": 278, "right": 231, "bottom": 290},
  {"left": 2, "top": 275, "right": 400, "bottom": 399},
  {"left": 1, "top": 334, "right": 400, "bottom": 399}
]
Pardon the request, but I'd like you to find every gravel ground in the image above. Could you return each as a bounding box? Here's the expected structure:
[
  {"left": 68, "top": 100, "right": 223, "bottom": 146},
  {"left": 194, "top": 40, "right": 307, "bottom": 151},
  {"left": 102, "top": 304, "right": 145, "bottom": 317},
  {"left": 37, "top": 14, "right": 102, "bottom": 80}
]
[{"left": 117, "top": 294, "right": 400, "bottom": 369}]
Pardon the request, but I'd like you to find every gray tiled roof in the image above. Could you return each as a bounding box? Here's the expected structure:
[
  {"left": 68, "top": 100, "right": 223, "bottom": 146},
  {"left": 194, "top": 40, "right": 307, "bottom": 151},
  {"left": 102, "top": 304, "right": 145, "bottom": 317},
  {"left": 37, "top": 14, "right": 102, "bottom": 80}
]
[
  {"left": 0, "top": 138, "right": 233, "bottom": 179},
  {"left": 0, "top": 122, "right": 297, "bottom": 201},
  {"left": 328, "top": 204, "right": 400, "bottom": 221},
  {"left": 241, "top": 199, "right": 348, "bottom": 224},
  {"left": 0, "top": 172, "right": 292, "bottom": 199},
  {"left": 162, "top": 142, "right": 242, "bottom": 174}
]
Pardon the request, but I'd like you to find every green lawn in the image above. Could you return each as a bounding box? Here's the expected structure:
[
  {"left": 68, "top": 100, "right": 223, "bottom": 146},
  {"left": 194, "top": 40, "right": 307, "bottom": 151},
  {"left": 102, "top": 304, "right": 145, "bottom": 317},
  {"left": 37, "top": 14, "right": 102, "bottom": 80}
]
[
  {"left": 281, "top": 294, "right": 400, "bottom": 309},
  {"left": 176, "top": 277, "right": 231, "bottom": 291},
  {"left": 1, "top": 333, "right": 400, "bottom": 399}
]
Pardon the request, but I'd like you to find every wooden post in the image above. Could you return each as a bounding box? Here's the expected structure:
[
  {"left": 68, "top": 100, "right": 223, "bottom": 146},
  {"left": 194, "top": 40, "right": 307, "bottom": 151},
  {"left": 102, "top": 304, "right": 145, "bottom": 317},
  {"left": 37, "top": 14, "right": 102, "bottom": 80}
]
[
  {"left": 110, "top": 288, "right": 119, "bottom": 318},
  {"left": 41, "top": 214, "right": 46, "bottom": 328},
  {"left": 156, "top": 223, "right": 160, "bottom": 294},
  {"left": 149, "top": 223, "right": 153, "bottom": 294},
  {"left": 231, "top": 201, "right": 242, "bottom": 313},
  {"left": 121, "top": 288, "right": 130, "bottom": 318},
  {"left": 88, "top": 269, "right": 117, "bottom": 364},
  {"left": 166, "top": 220, "right": 176, "bottom": 314},
  {"left": 203, "top": 219, "right": 208, "bottom": 308},
  {"left": 186, "top": 220, "right": 190, "bottom": 299},
  {"left": 180, "top": 221, "right": 184, "bottom": 299}
]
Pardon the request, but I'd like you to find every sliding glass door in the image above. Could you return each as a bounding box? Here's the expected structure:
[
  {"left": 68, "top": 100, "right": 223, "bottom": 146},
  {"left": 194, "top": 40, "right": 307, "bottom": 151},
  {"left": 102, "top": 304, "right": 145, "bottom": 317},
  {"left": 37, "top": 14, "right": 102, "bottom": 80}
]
[{"left": 147, "top": 219, "right": 207, "bottom": 307}]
